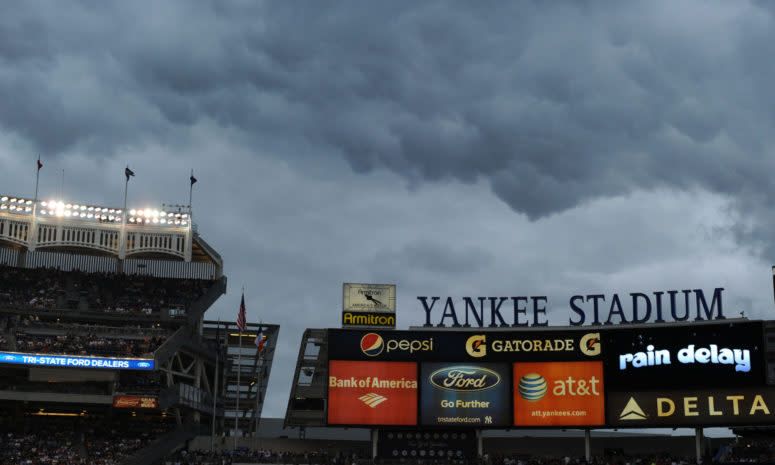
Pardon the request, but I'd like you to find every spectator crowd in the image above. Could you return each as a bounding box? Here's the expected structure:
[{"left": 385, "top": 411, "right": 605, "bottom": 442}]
[{"left": 0, "top": 265, "right": 213, "bottom": 315}]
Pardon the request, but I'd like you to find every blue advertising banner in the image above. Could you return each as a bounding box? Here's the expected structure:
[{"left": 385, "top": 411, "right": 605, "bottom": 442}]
[
  {"left": 0, "top": 352, "right": 155, "bottom": 370},
  {"left": 420, "top": 362, "right": 511, "bottom": 427}
]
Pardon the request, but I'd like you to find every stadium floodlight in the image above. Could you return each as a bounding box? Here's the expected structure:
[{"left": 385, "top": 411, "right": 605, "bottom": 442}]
[
  {"left": 87, "top": 206, "right": 93, "bottom": 211},
  {"left": 10, "top": 198, "right": 17, "bottom": 203},
  {"left": 0, "top": 205, "right": 6, "bottom": 210},
  {"left": 80, "top": 205, "right": 86, "bottom": 210},
  {"left": 109, "top": 208, "right": 115, "bottom": 213},
  {"left": 41, "top": 201, "right": 47, "bottom": 206},
  {"left": 129, "top": 209, "right": 136, "bottom": 215},
  {"left": 87, "top": 213, "right": 93, "bottom": 218},
  {"left": 160, "top": 219, "right": 167, "bottom": 224},
  {"left": 66, "top": 203, "right": 72, "bottom": 209},
  {"left": 26, "top": 200, "right": 32, "bottom": 204},
  {"left": 9, "top": 205, "right": 15, "bottom": 211},
  {"left": 64, "top": 210, "right": 71, "bottom": 216},
  {"left": 25, "top": 207, "right": 32, "bottom": 212},
  {"left": 0, "top": 196, "right": 6, "bottom": 201},
  {"left": 116, "top": 209, "right": 122, "bottom": 214},
  {"left": 152, "top": 209, "right": 159, "bottom": 217},
  {"left": 152, "top": 217, "right": 159, "bottom": 223},
  {"left": 181, "top": 213, "right": 188, "bottom": 218},
  {"left": 108, "top": 215, "right": 115, "bottom": 220}
]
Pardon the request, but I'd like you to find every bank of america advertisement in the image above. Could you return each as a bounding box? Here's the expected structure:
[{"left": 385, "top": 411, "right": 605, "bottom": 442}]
[
  {"left": 328, "top": 361, "right": 418, "bottom": 426},
  {"left": 513, "top": 361, "right": 605, "bottom": 426},
  {"left": 420, "top": 362, "right": 510, "bottom": 427}
]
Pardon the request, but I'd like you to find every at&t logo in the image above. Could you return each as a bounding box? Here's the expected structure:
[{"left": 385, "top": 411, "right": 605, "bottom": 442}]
[
  {"left": 518, "top": 373, "right": 548, "bottom": 402},
  {"left": 361, "top": 333, "right": 385, "bottom": 356}
]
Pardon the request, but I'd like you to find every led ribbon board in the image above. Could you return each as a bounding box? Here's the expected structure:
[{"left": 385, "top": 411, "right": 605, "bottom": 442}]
[{"left": 0, "top": 352, "right": 155, "bottom": 370}]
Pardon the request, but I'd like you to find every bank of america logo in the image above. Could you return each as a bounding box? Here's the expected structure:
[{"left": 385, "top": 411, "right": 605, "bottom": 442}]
[
  {"left": 619, "top": 397, "right": 647, "bottom": 420},
  {"left": 359, "top": 393, "right": 388, "bottom": 408}
]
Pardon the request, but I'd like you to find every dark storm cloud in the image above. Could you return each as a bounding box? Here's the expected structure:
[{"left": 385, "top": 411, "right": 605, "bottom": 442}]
[{"left": 3, "top": 1, "right": 775, "bottom": 248}]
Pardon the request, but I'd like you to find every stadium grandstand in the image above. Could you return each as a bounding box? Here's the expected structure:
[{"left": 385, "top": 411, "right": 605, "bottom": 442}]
[{"left": 0, "top": 192, "right": 278, "bottom": 465}]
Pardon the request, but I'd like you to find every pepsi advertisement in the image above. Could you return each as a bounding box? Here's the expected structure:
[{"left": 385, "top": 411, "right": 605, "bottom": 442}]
[
  {"left": 0, "top": 352, "right": 155, "bottom": 370},
  {"left": 329, "top": 329, "right": 602, "bottom": 362},
  {"left": 420, "top": 362, "right": 511, "bottom": 427}
]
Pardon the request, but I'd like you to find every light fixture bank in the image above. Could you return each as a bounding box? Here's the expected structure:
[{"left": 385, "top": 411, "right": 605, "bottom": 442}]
[{"left": 418, "top": 288, "right": 725, "bottom": 328}]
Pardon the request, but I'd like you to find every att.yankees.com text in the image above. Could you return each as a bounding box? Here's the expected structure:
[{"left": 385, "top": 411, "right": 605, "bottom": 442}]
[{"left": 531, "top": 410, "right": 588, "bottom": 418}]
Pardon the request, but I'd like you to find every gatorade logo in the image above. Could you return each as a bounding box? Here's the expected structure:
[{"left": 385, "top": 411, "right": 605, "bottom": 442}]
[
  {"left": 361, "top": 333, "right": 385, "bottom": 356},
  {"left": 465, "top": 335, "right": 487, "bottom": 358},
  {"left": 580, "top": 332, "right": 601, "bottom": 356}
]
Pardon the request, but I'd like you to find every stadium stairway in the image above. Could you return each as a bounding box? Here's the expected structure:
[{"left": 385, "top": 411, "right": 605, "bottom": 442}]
[
  {"left": 119, "top": 422, "right": 206, "bottom": 465},
  {"left": 186, "top": 276, "right": 227, "bottom": 326}
]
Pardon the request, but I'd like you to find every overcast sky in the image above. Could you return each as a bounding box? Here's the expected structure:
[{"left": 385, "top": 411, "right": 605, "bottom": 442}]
[{"left": 2, "top": 1, "right": 775, "bottom": 436}]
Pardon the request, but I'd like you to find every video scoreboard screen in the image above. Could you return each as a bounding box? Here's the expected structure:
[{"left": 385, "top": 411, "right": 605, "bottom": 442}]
[{"left": 326, "top": 322, "right": 771, "bottom": 428}]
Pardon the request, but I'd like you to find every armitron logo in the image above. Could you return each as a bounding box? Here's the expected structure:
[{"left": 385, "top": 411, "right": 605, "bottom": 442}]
[
  {"left": 619, "top": 397, "right": 647, "bottom": 421},
  {"left": 465, "top": 335, "right": 487, "bottom": 357},
  {"left": 360, "top": 333, "right": 385, "bottom": 356},
  {"left": 358, "top": 393, "right": 388, "bottom": 408},
  {"left": 580, "top": 332, "right": 601, "bottom": 356},
  {"left": 429, "top": 366, "right": 501, "bottom": 392}
]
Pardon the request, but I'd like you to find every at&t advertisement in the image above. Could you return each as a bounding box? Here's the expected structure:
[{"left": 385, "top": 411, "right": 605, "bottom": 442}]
[
  {"left": 420, "top": 362, "right": 510, "bottom": 427},
  {"left": 328, "top": 360, "right": 418, "bottom": 426},
  {"left": 513, "top": 361, "right": 605, "bottom": 426}
]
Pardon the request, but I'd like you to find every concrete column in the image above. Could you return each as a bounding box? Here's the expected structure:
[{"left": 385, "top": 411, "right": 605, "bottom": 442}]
[
  {"left": 477, "top": 429, "right": 483, "bottom": 458},
  {"left": 695, "top": 428, "right": 703, "bottom": 464},
  {"left": 371, "top": 429, "right": 378, "bottom": 459},
  {"left": 585, "top": 429, "right": 591, "bottom": 462}
]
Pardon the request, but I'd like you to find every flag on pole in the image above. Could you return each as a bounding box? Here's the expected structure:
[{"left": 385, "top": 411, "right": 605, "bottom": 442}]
[
  {"left": 237, "top": 293, "right": 247, "bottom": 332},
  {"left": 37, "top": 156, "right": 42, "bottom": 171},
  {"left": 190, "top": 171, "right": 197, "bottom": 185},
  {"left": 255, "top": 329, "right": 264, "bottom": 352},
  {"left": 125, "top": 166, "right": 135, "bottom": 180}
]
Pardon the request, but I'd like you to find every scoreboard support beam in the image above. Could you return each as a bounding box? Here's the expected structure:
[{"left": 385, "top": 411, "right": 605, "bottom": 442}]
[
  {"left": 371, "top": 429, "right": 378, "bottom": 460},
  {"left": 584, "top": 429, "right": 591, "bottom": 462},
  {"left": 476, "top": 429, "right": 483, "bottom": 457},
  {"left": 695, "top": 428, "right": 703, "bottom": 464}
]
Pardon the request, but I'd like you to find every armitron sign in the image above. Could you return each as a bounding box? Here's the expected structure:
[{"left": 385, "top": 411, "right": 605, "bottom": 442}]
[
  {"left": 607, "top": 388, "right": 775, "bottom": 427},
  {"left": 342, "top": 311, "right": 395, "bottom": 328},
  {"left": 342, "top": 283, "right": 396, "bottom": 329}
]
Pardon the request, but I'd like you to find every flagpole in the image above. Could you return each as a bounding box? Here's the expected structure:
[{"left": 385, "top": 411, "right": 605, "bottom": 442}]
[
  {"left": 212, "top": 319, "right": 220, "bottom": 452},
  {"left": 31, "top": 156, "right": 41, "bottom": 250},
  {"left": 234, "top": 323, "right": 242, "bottom": 450},
  {"left": 121, "top": 169, "right": 129, "bottom": 259},
  {"left": 189, "top": 169, "right": 194, "bottom": 212}
]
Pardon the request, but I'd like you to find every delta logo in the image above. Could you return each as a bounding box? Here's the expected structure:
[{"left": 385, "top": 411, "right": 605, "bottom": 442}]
[{"left": 513, "top": 361, "right": 605, "bottom": 426}]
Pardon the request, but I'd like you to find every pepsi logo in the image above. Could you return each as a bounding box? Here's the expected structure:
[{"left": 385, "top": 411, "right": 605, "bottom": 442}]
[{"left": 360, "top": 333, "right": 385, "bottom": 356}]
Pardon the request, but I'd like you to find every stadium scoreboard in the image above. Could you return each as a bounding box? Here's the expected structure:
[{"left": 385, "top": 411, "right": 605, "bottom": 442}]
[{"left": 326, "top": 321, "right": 772, "bottom": 428}]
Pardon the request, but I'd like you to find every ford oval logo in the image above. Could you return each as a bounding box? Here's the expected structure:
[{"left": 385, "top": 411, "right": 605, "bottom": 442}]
[
  {"left": 3, "top": 355, "right": 15, "bottom": 361},
  {"left": 429, "top": 366, "right": 501, "bottom": 392},
  {"left": 137, "top": 362, "right": 151, "bottom": 368}
]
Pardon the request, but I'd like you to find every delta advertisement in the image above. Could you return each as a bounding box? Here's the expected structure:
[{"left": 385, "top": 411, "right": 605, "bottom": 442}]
[
  {"left": 0, "top": 352, "right": 155, "bottom": 370},
  {"left": 607, "top": 388, "right": 775, "bottom": 427},
  {"left": 513, "top": 361, "right": 605, "bottom": 427},
  {"left": 603, "top": 322, "right": 764, "bottom": 390},
  {"left": 420, "top": 362, "right": 511, "bottom": 427},
  {"left": 328, "top": 329, "right": 602, "bottom": 362},
  {"left": 328, "top": 360, "right": 418, "bottom": 426}
]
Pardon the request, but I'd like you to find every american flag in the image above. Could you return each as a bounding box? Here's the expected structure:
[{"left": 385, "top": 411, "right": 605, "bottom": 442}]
[{"left": 236, "top": 294, "right": 247, "bottom": 332}]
